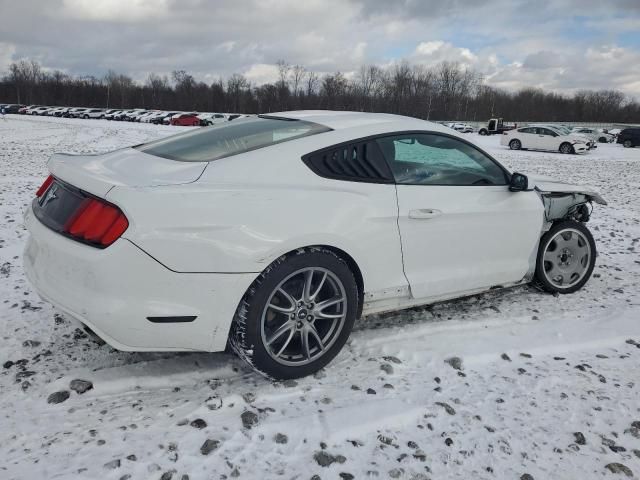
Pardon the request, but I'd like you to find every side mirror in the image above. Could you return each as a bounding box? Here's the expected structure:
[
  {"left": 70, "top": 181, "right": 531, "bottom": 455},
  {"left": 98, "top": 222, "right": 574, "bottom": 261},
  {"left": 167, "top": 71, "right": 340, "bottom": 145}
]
[{"left": 509, "top": 172, "right": 529, "bottom": 192}]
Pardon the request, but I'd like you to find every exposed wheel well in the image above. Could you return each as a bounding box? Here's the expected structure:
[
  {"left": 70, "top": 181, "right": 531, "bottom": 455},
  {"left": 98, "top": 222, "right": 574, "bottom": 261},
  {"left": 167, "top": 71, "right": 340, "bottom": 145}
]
[{"left": 318, "top": 245, "right": 364, "bottom": 317}]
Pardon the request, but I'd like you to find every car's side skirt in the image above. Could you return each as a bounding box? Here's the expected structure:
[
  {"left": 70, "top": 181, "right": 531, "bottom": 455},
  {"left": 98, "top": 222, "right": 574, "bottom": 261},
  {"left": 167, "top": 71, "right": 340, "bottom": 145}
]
[{"left": 361, "top": 279, "right": 529, "bottom": 317}]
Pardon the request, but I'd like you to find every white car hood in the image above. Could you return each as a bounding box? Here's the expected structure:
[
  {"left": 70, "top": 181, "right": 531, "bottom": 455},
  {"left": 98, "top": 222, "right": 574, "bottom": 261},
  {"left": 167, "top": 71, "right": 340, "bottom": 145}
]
[{"left": 529, "top": 174, "right": 607, "bottom": 205}]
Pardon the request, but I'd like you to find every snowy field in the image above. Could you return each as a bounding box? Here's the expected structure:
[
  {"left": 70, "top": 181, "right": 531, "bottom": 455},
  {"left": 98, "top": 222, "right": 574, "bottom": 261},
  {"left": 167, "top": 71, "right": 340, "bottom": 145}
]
[{"left": 1, "top": 115, "right": 639, "bottom": 480}]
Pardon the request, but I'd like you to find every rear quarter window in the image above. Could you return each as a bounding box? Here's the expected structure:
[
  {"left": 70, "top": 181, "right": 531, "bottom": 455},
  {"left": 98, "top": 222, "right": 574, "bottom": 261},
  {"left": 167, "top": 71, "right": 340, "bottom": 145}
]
[
  {"left": 137, "top": 116, "right": 331, "bottom": 162},
  {"left": 302, "top": 141, "right": 394, "bottom": 184}
]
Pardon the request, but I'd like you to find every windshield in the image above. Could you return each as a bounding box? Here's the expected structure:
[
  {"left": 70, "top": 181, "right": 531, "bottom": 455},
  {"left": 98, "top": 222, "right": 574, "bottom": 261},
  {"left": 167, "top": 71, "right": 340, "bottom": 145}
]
[{"left": 136, "top": 116, "right": 331, "bottom": 162}]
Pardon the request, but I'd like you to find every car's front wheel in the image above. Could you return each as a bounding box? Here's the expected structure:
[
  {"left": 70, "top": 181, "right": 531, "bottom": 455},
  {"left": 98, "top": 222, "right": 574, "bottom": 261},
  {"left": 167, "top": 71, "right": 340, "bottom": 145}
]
[
  {"left": 623, "top": 139, "right": 633, "bottom": 148},
  {"left": 229, "top": 247, "right": 359, "bottom": 379},
  {"left": 559, "top": 142, "right": 574, "bottom": 154},
  {"left": 534, "top": 220, "right": 596, "bottom": 294}
]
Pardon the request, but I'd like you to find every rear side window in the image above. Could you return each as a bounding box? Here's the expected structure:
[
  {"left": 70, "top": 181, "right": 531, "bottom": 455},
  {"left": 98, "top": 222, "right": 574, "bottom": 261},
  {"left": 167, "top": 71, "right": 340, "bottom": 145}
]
[
  {"left": 137, "top": 116, "right": 331, "bottom": 162},
  {"left": 302, "top": 141, "right": 394, "bottom": 183}
]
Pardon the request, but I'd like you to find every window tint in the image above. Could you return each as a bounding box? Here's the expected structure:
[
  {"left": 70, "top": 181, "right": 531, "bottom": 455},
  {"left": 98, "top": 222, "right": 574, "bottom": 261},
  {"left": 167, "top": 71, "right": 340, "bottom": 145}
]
[
  {"left": 302, "top": 141, "right": 394, "bottom": 183},
  {"left": 137, "top": 116, "right": 331, "bottom": 162},
  {"left": 377, "top": 133, "right": 508, "bottom": 186}
]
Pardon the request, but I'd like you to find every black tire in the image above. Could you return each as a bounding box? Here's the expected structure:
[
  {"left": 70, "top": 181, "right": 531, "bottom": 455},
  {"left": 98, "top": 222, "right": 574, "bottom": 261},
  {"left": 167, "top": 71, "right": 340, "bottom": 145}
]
[
  {"left": 509, "top": 139, "right": 521, "bottom": 150},
  {"left": 479, "top": 129, "right": 488, "bottom": 136},
  {"left": 534, "top": 220, "right": 596, "bottom": 294},
  {"left": 229, "top": 247, "right": 359, "bottom": 379},
  {"left": 559, "top": 142, "right": 574, "bottom": 154},
  {"left": 623, "top": 139, "right": 633, "bottom": 148},
  {"left": 598, "top": 136, "right": 607, "bottom": 143}
]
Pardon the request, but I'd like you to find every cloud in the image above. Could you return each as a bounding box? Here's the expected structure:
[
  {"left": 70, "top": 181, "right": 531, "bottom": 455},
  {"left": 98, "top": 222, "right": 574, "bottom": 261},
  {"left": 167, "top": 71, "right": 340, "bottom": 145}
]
[
  {"left": 522, "top": 51, "right": 565, "bottom": 70},
  {"left": 243, "top": 63, "right": 279, "bottom": 84},
  {"left": 413, "top": 41, "right": 478, "bottom": 66},
  {"left": 61, "top": 0, "right": 170, "bottom": 21},
  {"left": 488, "top": 45, "right": 640, "bottom": 95},
  {"left": 0, "top": 0, "right": 638, "bottom": 96},
  {"left": 0, "top": 43, "right": 16, "bottom": 72}
]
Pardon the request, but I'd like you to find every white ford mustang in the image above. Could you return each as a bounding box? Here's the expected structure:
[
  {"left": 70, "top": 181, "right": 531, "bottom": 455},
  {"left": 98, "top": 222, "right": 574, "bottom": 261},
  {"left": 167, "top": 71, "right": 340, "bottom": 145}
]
[{"left": 23, "top": 111, "right": 606, "bottom": 379}]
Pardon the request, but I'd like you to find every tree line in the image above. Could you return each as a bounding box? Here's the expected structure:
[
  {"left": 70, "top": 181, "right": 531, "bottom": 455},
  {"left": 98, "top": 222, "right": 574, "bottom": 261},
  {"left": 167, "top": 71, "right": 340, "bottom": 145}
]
[{"left": 1, "top": 59, "right": 639, "bottom": 123}]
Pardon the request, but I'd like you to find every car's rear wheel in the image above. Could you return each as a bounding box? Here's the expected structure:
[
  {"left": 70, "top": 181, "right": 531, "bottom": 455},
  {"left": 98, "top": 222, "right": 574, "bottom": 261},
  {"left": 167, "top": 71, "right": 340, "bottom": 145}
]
[
  {"left": 623, "top": 139, "right": 633, "bottom": 148},
  {"left": 509, "top": 139, "right": 521, "bottom": 150},
  {"left": 559, "top": 142, "right": 574, "bottom": 154},
  {"left": 534, "top": 220, "right": 596, "bottom": 294},
  {"left": 229, "top": 247, "right": 359, "bottom": 379}
]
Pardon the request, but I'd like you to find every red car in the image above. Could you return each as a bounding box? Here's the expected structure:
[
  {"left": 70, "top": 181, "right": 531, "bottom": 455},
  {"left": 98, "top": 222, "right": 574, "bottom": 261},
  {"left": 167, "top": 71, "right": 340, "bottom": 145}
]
[{"left": 170, "top": 113, "right": 201, "bottom": 126}]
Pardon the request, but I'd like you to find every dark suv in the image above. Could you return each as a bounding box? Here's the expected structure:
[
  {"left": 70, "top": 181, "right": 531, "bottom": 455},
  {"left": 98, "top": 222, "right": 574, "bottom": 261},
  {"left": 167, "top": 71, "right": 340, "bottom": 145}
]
[
  {"left": 2, "top": 104, "right": 25, "bottom": 114},
  {"left": 617, "top": 128, "right": 640, "bottom": 148}
]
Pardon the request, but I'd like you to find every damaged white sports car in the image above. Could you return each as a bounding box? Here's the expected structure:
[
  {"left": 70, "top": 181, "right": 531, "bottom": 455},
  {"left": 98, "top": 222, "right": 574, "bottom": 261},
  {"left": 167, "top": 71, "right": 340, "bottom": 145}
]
[{"left": 23, "top": 111, "right": 606, "bottom": 379}]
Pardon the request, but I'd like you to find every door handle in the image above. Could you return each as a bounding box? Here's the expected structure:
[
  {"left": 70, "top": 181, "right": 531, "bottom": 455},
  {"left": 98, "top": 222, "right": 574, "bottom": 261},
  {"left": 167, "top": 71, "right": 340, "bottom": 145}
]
[{"left": 408, "top": 208, "right": 442, "bottom": 219}]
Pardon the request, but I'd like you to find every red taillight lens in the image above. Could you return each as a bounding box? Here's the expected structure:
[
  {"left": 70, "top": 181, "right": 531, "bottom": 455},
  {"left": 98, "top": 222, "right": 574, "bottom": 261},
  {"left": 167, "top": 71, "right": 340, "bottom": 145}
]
[
  {"left": 64, "top": 197, "right": 128, "bottom": 247},
  {"left": 100, "top": 215, "right": 129, "bottom": 246},
  {"left": 36, "top": 175, "right": 54, "bottom": 197}
]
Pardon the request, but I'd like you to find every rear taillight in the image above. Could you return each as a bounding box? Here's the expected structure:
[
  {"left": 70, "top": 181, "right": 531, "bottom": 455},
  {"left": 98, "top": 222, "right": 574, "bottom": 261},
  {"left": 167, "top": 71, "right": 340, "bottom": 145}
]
[
  {"left": 36, "top": 175, "right": 54, "bottom": 197},
  {"left": 64, "top": 198, "right": 129, "bottom": 247}
]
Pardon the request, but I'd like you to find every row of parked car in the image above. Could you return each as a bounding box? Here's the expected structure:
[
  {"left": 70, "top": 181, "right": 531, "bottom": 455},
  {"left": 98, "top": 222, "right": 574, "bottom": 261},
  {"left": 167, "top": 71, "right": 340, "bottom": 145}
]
[{"left": 0, "top": 103, "right": 249, "bottom": 126}]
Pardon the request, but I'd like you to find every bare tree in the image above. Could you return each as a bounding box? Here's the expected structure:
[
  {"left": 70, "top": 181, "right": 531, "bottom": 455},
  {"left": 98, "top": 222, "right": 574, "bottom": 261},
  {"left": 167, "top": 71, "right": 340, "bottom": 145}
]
[
  {"left": 146, "top": 73, "right": 169, "bottom": 107},
  {"left": 226, "top": 73, "right": 250, "bottom": 112},
  {"left": 305, "top": 70, "right": 319, "bottom": 97},
  {"left": 291, "top": 65, "right": 306, "bottom": 97}
]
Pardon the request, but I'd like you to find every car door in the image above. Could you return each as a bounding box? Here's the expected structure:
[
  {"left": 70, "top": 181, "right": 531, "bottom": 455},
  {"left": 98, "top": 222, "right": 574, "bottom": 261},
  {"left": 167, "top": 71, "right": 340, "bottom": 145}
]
[
  {"left": 378, "top": 132, "right": 543, "bottom": 299},
  {"left": 529, "top": 127, "right": 547, "bottom": 150},
  {"left": 538, "top": 128, "right": 560, "bottom": 151},
  {"left": 515, "top": 127, "right": 536, "bottom": 149}
]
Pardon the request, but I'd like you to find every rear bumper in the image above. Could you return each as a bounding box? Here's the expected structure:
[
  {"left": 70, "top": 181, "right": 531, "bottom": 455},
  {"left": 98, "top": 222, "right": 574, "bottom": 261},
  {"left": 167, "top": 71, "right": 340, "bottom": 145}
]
[{"left": 23, "top": 206, "right": 257, "bottom": 352}]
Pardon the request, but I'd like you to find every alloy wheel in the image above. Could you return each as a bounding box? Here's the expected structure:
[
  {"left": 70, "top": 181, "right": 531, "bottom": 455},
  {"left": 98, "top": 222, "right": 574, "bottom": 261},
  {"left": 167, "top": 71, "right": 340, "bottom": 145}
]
[
  {"left": 260, "top": 267, "right": 347, "bottom": 366},
  {"left": 560, "top": 143, "right": 572, "bottom": 154}
]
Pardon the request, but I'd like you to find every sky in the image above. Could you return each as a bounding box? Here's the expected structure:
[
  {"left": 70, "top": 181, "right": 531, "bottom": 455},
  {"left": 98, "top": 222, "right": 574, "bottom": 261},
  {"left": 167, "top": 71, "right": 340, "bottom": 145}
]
[{"left": 1, "top": 0, "right": 639, "bottom": 97}]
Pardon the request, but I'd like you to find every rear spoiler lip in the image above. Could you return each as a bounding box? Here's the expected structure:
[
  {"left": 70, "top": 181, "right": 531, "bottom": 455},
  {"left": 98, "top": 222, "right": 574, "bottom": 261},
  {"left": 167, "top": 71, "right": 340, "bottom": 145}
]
[
  {"left": 47, "top": 148, "right": 208, "bottom": 199},
  {"left": 48, "top": 152, "right": 118, "bottom": 198}
]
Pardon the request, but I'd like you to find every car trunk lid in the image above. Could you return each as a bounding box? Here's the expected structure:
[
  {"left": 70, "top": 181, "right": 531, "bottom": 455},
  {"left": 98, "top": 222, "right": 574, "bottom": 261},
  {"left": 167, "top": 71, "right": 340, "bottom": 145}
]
[{"left": 48, "top": 148, "right": 207, "bottom": 198}]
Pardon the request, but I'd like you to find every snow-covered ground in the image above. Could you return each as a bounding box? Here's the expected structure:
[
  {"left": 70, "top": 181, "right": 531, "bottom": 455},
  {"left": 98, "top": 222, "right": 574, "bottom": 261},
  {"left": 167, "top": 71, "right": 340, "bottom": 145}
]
[{"left": 1, "top": 115, "right": 639, "bottom": 480}]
